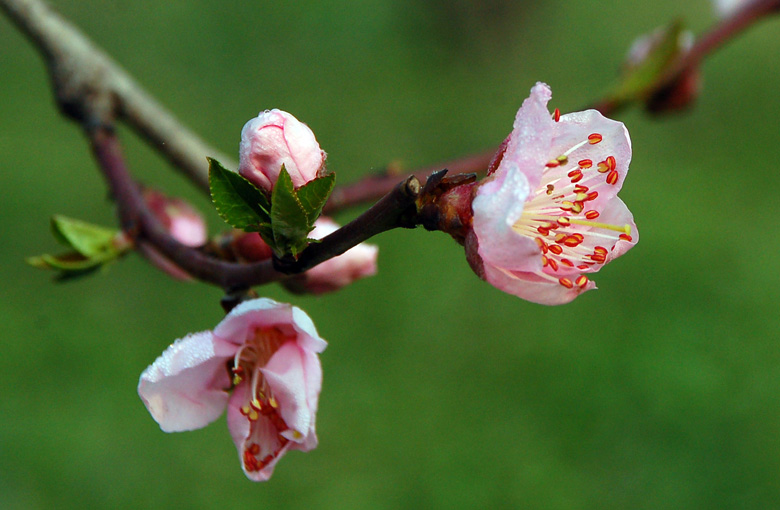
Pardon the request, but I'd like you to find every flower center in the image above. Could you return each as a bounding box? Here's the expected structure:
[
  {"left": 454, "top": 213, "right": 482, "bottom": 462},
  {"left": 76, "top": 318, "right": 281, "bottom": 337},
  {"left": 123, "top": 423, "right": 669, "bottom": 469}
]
[
  {"left": 230, "top": 327, "right": 300, "bottom": 473},
  {"left": 512, "top": 132, "right": 632, "bottom": 289}
]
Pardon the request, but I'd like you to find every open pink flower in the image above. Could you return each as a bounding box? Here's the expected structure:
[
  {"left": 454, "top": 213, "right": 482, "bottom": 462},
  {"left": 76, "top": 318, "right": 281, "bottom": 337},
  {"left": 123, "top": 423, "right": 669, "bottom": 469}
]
[
  {"left": 469, "top": 82, "right": 638, "bottom": 305},
  {"left": 239, "top": 109, "right": 326, "bottom": 191},
  {"left": 138, "top": 298, "right": 326, "bottom": 481},
  {"left": 282, "top": 217, "right": 378, "bottom": 295}
]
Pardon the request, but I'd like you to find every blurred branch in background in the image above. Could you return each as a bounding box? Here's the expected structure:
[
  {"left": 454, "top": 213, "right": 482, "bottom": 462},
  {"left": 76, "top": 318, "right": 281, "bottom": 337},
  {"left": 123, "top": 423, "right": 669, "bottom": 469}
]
[{"left": 0, "top": 0, "right": 232, "bottom": 192}]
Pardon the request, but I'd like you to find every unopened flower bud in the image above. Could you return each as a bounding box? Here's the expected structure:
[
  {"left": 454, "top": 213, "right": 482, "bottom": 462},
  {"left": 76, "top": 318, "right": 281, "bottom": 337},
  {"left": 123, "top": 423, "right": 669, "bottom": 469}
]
[
  {"left": 141, "top": 190, "right": 207, "bottom": 281},
  {"left": 239, "top": 109, "right": 326, "bottom": 191},
  {"left": 232, "top": 232, "right": 274, "bottom": 262},
  {"left": 625, "top": 25, "right": 700, "bottom": 114},
  {"left": 144, "top": 189, "right": 207, "bottom": 247}
]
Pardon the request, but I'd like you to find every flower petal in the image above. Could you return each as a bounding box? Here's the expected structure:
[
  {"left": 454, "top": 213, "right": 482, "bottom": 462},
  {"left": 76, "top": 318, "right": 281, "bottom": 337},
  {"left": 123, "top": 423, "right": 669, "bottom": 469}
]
[
  {"left": 214, "top": 298, "right": 295, "bottom": 345},
  {"left": 555, "top": 110, "right": 632, "bottom": 207},
  {"left": 227, "top": 383, "right": 294, "bottom": 482},
  {"left": 261, "top": 341, "right": 320, "bottom": 449},
  {"left": 138, "top": 331, "right": 234, "bottom": 432},
  {"left": 600, "top": 197, "right": 639, "bottom": 260},
  {"left": 502, "top": 82, "right": 556, "bottom": 191},
  {"left": 214, "top": 298, "right": 327, "bottom": 354},
  {"left": 483, "top": 264, "right": 597, "bottom": 306},
  {"left": 472, "top": 161, "right": 541, "bottom": 273}
]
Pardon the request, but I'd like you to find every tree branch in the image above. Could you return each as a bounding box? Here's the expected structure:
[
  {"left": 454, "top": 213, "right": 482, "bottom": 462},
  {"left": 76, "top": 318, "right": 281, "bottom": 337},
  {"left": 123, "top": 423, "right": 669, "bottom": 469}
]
[
  {"left": 277, "top": 176, "right": 421, "bottom": 274},
  {"left": 89, "top": 126, "right": 278, "bottom": 289},
  {"left": 0, "top": 0, "right": 234, "bottom": 192},
  {"left": 91, "top": 126, "right": 425, "bottom": 289}
]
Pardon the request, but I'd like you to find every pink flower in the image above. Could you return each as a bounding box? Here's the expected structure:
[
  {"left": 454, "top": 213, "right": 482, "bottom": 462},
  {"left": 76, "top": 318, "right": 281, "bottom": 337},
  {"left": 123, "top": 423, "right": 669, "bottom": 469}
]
[
  {"left": 138, "top": 298, "right": 326, "bottom": 481},
  {"left": 282, "top": 217, "right": 378, "bottom": 295},
  {"left": 468, "top": 82, "right": 638, "bottom": 305},
  {"left": 238, "top": 109, "right": 326, "bottom": 191}
]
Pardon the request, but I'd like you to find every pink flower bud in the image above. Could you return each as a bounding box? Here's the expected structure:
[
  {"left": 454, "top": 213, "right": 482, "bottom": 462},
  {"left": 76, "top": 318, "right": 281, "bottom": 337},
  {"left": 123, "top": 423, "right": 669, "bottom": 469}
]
[
  {"left": 239, "top": 109, "right": 326, "bottom": 191},
  {"left": 283, "top": 217, "right": 378, "bottom": 295},
  {"left": 232, "top": 232, "right": 274, "bottom": 262},
  {"left": 144, "top": 189, "right": 207, "bottom": 247},
  {"left": 141, "top": 190, "right": 208, "bottom": 281}
]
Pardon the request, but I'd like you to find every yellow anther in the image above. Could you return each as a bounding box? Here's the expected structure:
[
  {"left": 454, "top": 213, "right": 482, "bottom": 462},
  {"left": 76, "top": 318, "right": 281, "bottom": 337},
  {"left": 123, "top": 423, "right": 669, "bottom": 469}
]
[
  {"left": 269, "top": 397, "right": 278, "bottom": 409},
  {"left": 556, "top": 155, "right": 569, "bottom": 165},
  {"left": 250, "top": 398, "right": 263, "bottom": 411},
  {"left": 292, "top": 430, "right": 303, "bottom": 440},
  {"left": 233, "top": 374, "right": 242, "bottom": 385}
]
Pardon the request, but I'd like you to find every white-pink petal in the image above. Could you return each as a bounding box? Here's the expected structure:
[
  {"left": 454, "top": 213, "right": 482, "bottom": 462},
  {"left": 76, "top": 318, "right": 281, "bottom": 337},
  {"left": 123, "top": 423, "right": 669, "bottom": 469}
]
[
  {"left": 214, "top": 298, "right": 294, "bottom": 344},
  {"left": 472, "top": 161, "right": 541, "bottom": 273},
  {"left": 503, "top": 82, "right": 556, "bottom": 191},
  {"left": 138, "top": 331, "right": 235, "bottom": 432},
  {"left": 483, "top": 264, "right": 596, "bottom": 306},
  {"left": 261, "top": 341, "right": 318, "bottom": 445}
]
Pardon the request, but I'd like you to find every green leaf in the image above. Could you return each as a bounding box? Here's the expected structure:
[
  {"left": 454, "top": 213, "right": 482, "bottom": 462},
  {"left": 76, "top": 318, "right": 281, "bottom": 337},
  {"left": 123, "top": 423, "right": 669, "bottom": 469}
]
[
  {"left": 26, "top": 251, "right": 116, "bottom": 281},
  {"left": 208, "top": 158, "right": 271, "bottom": 230},
  {"left": 607, "top": 21, "right": 687, "bottom": 105},
  {"left": 51, "top": 215, "right": 119, "bottom": 257},
  {"left": 270, "top": 166, "right": 311, "bottom": 256},
  {"left": 255, "top": 223, "right": 275, "bottom": 247},
  {"left": 296, "top": 173, "right": 335, "bottom": 224}
]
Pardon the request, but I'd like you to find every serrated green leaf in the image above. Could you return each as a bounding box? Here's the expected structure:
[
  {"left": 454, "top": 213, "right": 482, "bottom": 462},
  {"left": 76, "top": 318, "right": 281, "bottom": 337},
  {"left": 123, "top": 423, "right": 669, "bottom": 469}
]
[
  {"left": 608, "top": 21, "right": 686, "bottom": 104},
  {"left": 296, "top": 173, "right": 335, "bottom": 224},
  {"left": 208, "top": 158, "right": 271, "bottom": 230},
  {"left": 51, "top": 215, "right": 119, "bottom": 257},
  {"left": 270, "top": 166, "right": 311, "bottom": 256}
]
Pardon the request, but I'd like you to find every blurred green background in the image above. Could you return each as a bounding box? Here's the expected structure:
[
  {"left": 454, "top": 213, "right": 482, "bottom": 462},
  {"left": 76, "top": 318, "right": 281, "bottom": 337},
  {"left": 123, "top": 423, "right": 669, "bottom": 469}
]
[{"left": 2, "top": 0, "right": 779, "bottom": 508}]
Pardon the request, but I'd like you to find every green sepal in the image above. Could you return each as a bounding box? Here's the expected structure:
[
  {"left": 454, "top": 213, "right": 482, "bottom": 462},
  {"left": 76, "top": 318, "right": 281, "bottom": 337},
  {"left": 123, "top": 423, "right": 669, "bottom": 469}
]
[
  {"left": 607, "top": 20, "right": 687, "bottom": 106},
  {"left": 51, "top": 215, "right": 119, "bottom": 257},
  {"left": 208, "top": 158, "right": 271, "bottom": 231},
  {"left": 296, "top": 173, "right": 335, "bottom": 225},
  {"left": 270, "top": 166, "right": 311, "bottom": 257}
]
